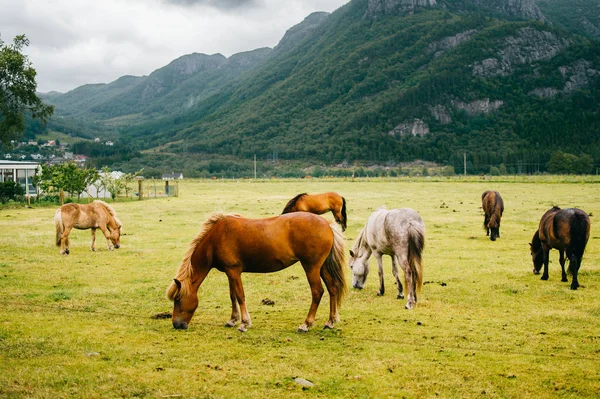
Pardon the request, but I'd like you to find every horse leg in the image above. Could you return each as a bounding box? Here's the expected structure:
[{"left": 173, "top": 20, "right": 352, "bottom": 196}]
[
  {"left": 298, "top": 267, "right": 324, "bottom": 332},
  {"left": 319, "top": 268, "right": 339, "bottom": 329},
  {"left": 226, "top": 269, "right": 251, "bottom": 332},
  {"left": 559, "top": 249, "right": 568, "bottom": 282},
  {"left": 90, "top": 228, "right": 97, "bottom": 252},
  {"left": 391, "top": 255, "right": 404, "bottom": 299},
  {"left": 374, "top": 252, "right": 385, "bottom": 296},
  {"left": 99, "top": 225, "right": 113, "bottom": 251},
  {"left": 225, "top": 274, "right": 241, "bottom": 327},
  {"left": 569, "top": 252, "right": 580, "bottom": 290},
  {"left": 540, "top": 245, "right": 550, "bottom": 281},
  {"left": 398, "top": 253, "right": 416, "bottom": 309},
  {"left": 60, "top": 226, "right": 73, "bottom": 255}
]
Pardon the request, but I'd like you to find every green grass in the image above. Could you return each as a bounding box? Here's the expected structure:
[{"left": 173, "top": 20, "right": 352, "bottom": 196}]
[
  {"left": 1, "top": 178, "right": 599, "bottom": 398},
  {"left": 35, "top": 130, "right": 90, "bottom": 145}
]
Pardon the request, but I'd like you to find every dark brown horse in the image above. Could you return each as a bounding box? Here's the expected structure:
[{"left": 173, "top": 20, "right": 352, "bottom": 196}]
[
  {"left": 282, "top": 192, "right": 347, "bottom": 231},
  {"left": 54, "top": 200, "right": 122, "bottom": 255},
  {"left": 482, "top": 190, "right": 504, "bottom": 241},
  {"left": 166, "top": 212, "right": 347, "bottom": 332},
  {"left": 530, "top": 206, "right": 590, "bottom": 290}
]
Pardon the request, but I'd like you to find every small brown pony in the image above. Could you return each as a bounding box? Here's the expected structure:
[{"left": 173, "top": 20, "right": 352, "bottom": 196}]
[
  {"left": 482, "top": 190, "right": 504, "bottom": 241},
  {"left": 282, "top": 192, "right": 347, "bottom": 231},
  {"left": 530, "top": 206, "right": 590, "bottom": 290},
  {"left": 54, "top": 200, "right": 123, "bottom": 255},
  {"left": 166, "top": 212, "right": 347, "bottom": 332}
]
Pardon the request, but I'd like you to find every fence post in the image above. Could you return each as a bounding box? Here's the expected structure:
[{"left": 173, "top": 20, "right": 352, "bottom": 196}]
[{"left": 138, "top": 179, "right": 143, "bottom": 201}]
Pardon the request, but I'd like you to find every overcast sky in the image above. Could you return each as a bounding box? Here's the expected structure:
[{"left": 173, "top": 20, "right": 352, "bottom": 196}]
[{"left": 1, "top": 0, "right": 350, "bottom": 93}]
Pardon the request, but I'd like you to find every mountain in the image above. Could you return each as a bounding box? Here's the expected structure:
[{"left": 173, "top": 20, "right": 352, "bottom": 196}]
[
  {"left": 41, "top": 0, "right": 600, "bottom": 176},
  {"left": 536, "top": 0, "right": 600, "bottom": 39},
  {"left": 43, "top": 49, "right": 272, "bottom": 122}
]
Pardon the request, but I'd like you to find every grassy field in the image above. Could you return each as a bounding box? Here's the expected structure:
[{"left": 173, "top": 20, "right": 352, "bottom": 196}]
[{"left": 1, "top": 178, "right": 599, "bottom": 398}]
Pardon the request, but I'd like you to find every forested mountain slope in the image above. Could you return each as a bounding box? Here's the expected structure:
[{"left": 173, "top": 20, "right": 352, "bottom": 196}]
[{"left": 41, "top": 0, "right": 600, "bottom": 175}]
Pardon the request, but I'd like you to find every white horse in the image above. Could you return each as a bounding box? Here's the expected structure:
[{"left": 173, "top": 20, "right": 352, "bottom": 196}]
[{"left": 349, "top": 207, "right": 425, "bottom": 309}]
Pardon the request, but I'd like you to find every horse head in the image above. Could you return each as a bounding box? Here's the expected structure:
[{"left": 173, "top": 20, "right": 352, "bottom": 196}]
[
  {"left": 167, "top": 278, "right": 198, "bottom": 330},
  {"left": 530, "top": 231, "right": 543, "bottom": 274},
  {"left": 349, "top": 249, "right": 369, "bottom": 290}
]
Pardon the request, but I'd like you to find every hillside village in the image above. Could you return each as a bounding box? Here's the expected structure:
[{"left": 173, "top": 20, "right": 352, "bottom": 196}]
[{"left": 1, "top": 138, "right": 113, "bottom": 167}]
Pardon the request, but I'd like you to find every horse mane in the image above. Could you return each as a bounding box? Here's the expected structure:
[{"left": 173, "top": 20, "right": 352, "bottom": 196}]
[
  {"left": 93, "top": 200, "right": 122, "bottom": 228},
  {"left": 282, "top": 193, "right": 307, "bottom": 214},
  {"left": 351, "top": 224, "right": 367, "bottom": 253},
  {"left": 166, "top": 212, "right": 230, "bottom": 300},
  {"left": 531, "top": 229, "right": 541, "bottom": 252}
]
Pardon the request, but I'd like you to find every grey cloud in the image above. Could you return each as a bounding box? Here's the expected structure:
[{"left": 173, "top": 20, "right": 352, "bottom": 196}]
[{"left": 163, "top": 0, "right": 259, "bottom": 10}]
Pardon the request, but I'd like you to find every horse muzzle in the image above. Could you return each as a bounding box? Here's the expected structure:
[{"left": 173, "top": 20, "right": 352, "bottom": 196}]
[
  {"left": 172, "top": 320, "right": 188, "bottom": 330},
  {"left": 352, "top": 283, "right": 363, "bottom": 290},
  {"left": 114, "top": 244, "right": 120, "bottom": 249}
]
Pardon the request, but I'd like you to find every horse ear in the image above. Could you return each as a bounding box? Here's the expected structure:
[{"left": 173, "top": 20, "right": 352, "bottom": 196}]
[
  {"left": 174, "top": 279, "right": 182, "bottom": 290},
  {"left": 349, "top": 250, "right": 355, "bottom": 257}
]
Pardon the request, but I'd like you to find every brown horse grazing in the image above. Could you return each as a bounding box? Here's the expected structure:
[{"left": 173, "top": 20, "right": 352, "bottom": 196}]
[
  {"left": 482, "top": 190, "right": 504, "bottom": 241},
  {"left": 282, "top": 192, "right": 347, "bottom": 231},
  {"left": 166, "top": 212, "right": 347, "bottom": 333},
  {"left": 54, "top": 200, "right": 122, "bottom": 255},
  {"left": 530, "top": 206, "right": 590, "bottom": 290}
]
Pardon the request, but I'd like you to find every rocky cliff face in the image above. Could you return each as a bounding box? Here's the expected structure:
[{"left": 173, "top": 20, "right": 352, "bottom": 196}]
[
  {"left": 365, "top": 0, "right": 437, "bottom": 18},
  {"left": 469, "top": 0, "right": 545, "bottom": 21},
  {"left": 472, "top": 27, "right": 569, "bottom": 77}
]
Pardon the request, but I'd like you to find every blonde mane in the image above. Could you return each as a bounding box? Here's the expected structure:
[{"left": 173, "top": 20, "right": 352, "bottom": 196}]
[
  {"left": 166, "top": 212, "right": 230, "bottom": 300},
  {"left": 94, "top": 200, "right": 122, "bottom": 228}
]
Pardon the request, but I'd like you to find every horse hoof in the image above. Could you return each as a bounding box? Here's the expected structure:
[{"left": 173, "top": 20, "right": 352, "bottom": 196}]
[
  {"left": 405, "top": 302, "right": 415, "bottom": 310},
  {"left": 377, "top": 291, "right": 384, "bottom": 296},
  {"left": 237, "top": 325, "right": 247, "bottom": 333},
  {"left": 397, "top": 294, "right": 404, "bottom": 300},
  {"left": 224, "top": 320, "right": 236, "bottom": 328},
  {"left": 297, "top": 325, "right": 309, "bottom": 333},
  {"left": 541, "top": 275, "right": 549, "bottom": 281},
  {"left": 65, "top": 249, "right": 70, "bottom": 255}
]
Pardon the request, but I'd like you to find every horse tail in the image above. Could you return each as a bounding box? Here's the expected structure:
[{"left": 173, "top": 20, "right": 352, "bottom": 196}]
[
  {"left": 489, "top": 200, "right": 499, "bottom": 228},
  {"left": 567, "top": 210, "right": 590, "bottom": 275},
  {"left": 341, "top": 197, "right": 347, "bottom": 231},
  {"left": 54, "top": 208, "right": 63, "bottom": 246},
  {"left": 323, "top": 223, "right": 348, "bottom": 309},
  {"left": 407, "top": 221, "right": 425, "bottom": 294}
]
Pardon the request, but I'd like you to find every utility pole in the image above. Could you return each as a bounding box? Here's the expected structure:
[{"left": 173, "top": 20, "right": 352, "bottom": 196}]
[
  {"left": 463, "top": 152, "right": 467, "bottom": 176},
  {"left": 254, "top": 154, "right": 257, "bottom": 180}
]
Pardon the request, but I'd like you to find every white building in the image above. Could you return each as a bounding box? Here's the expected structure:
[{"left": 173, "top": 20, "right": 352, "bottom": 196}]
[{"left": 0, "top": 160, "right": 40, "bottom": 197}]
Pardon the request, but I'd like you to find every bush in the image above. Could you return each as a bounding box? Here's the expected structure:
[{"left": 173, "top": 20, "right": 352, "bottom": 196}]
[{"left": 0, "top": 181, "right": 25, "bottom": 204}]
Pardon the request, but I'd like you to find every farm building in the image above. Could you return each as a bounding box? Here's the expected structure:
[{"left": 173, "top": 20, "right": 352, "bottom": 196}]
[
  {"left": 0, "top": 160, "right": 39, "bottom": 197},
  {"left": 162, "top": 172, "right": 183, "bottom": 180}
]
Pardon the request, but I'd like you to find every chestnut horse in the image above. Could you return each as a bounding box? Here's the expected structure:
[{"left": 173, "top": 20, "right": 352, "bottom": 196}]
[
  {"left": 530, "top": 206, "right": 590, "bottom": 290},
  {"left": 166, "top": 212, "right": 347, "bottom": 332},
  {"left": 282, "top": 192, "right": 347, "bottom": 231},
  {"left": 482, "top": 190, "right": 504, "bottom": 241},
  {"left": 54, "top": 200, "right": 122, "bottom": 255}
]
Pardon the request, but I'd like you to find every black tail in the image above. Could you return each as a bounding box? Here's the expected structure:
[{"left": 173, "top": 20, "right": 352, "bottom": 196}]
[
  {"left": 341, "top": 197, "right": 347, "bottom": 231},
  {"left": 567, "top": 211, "right": 590, "bottom": 275}
]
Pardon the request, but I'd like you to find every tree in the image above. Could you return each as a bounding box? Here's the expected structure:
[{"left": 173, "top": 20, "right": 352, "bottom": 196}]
[
  {"left": 34, "top": 163, "right": 99, "bottom": 201},
  {"left": 0, "top": 35, "right": 54, "bottom": 148}
]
